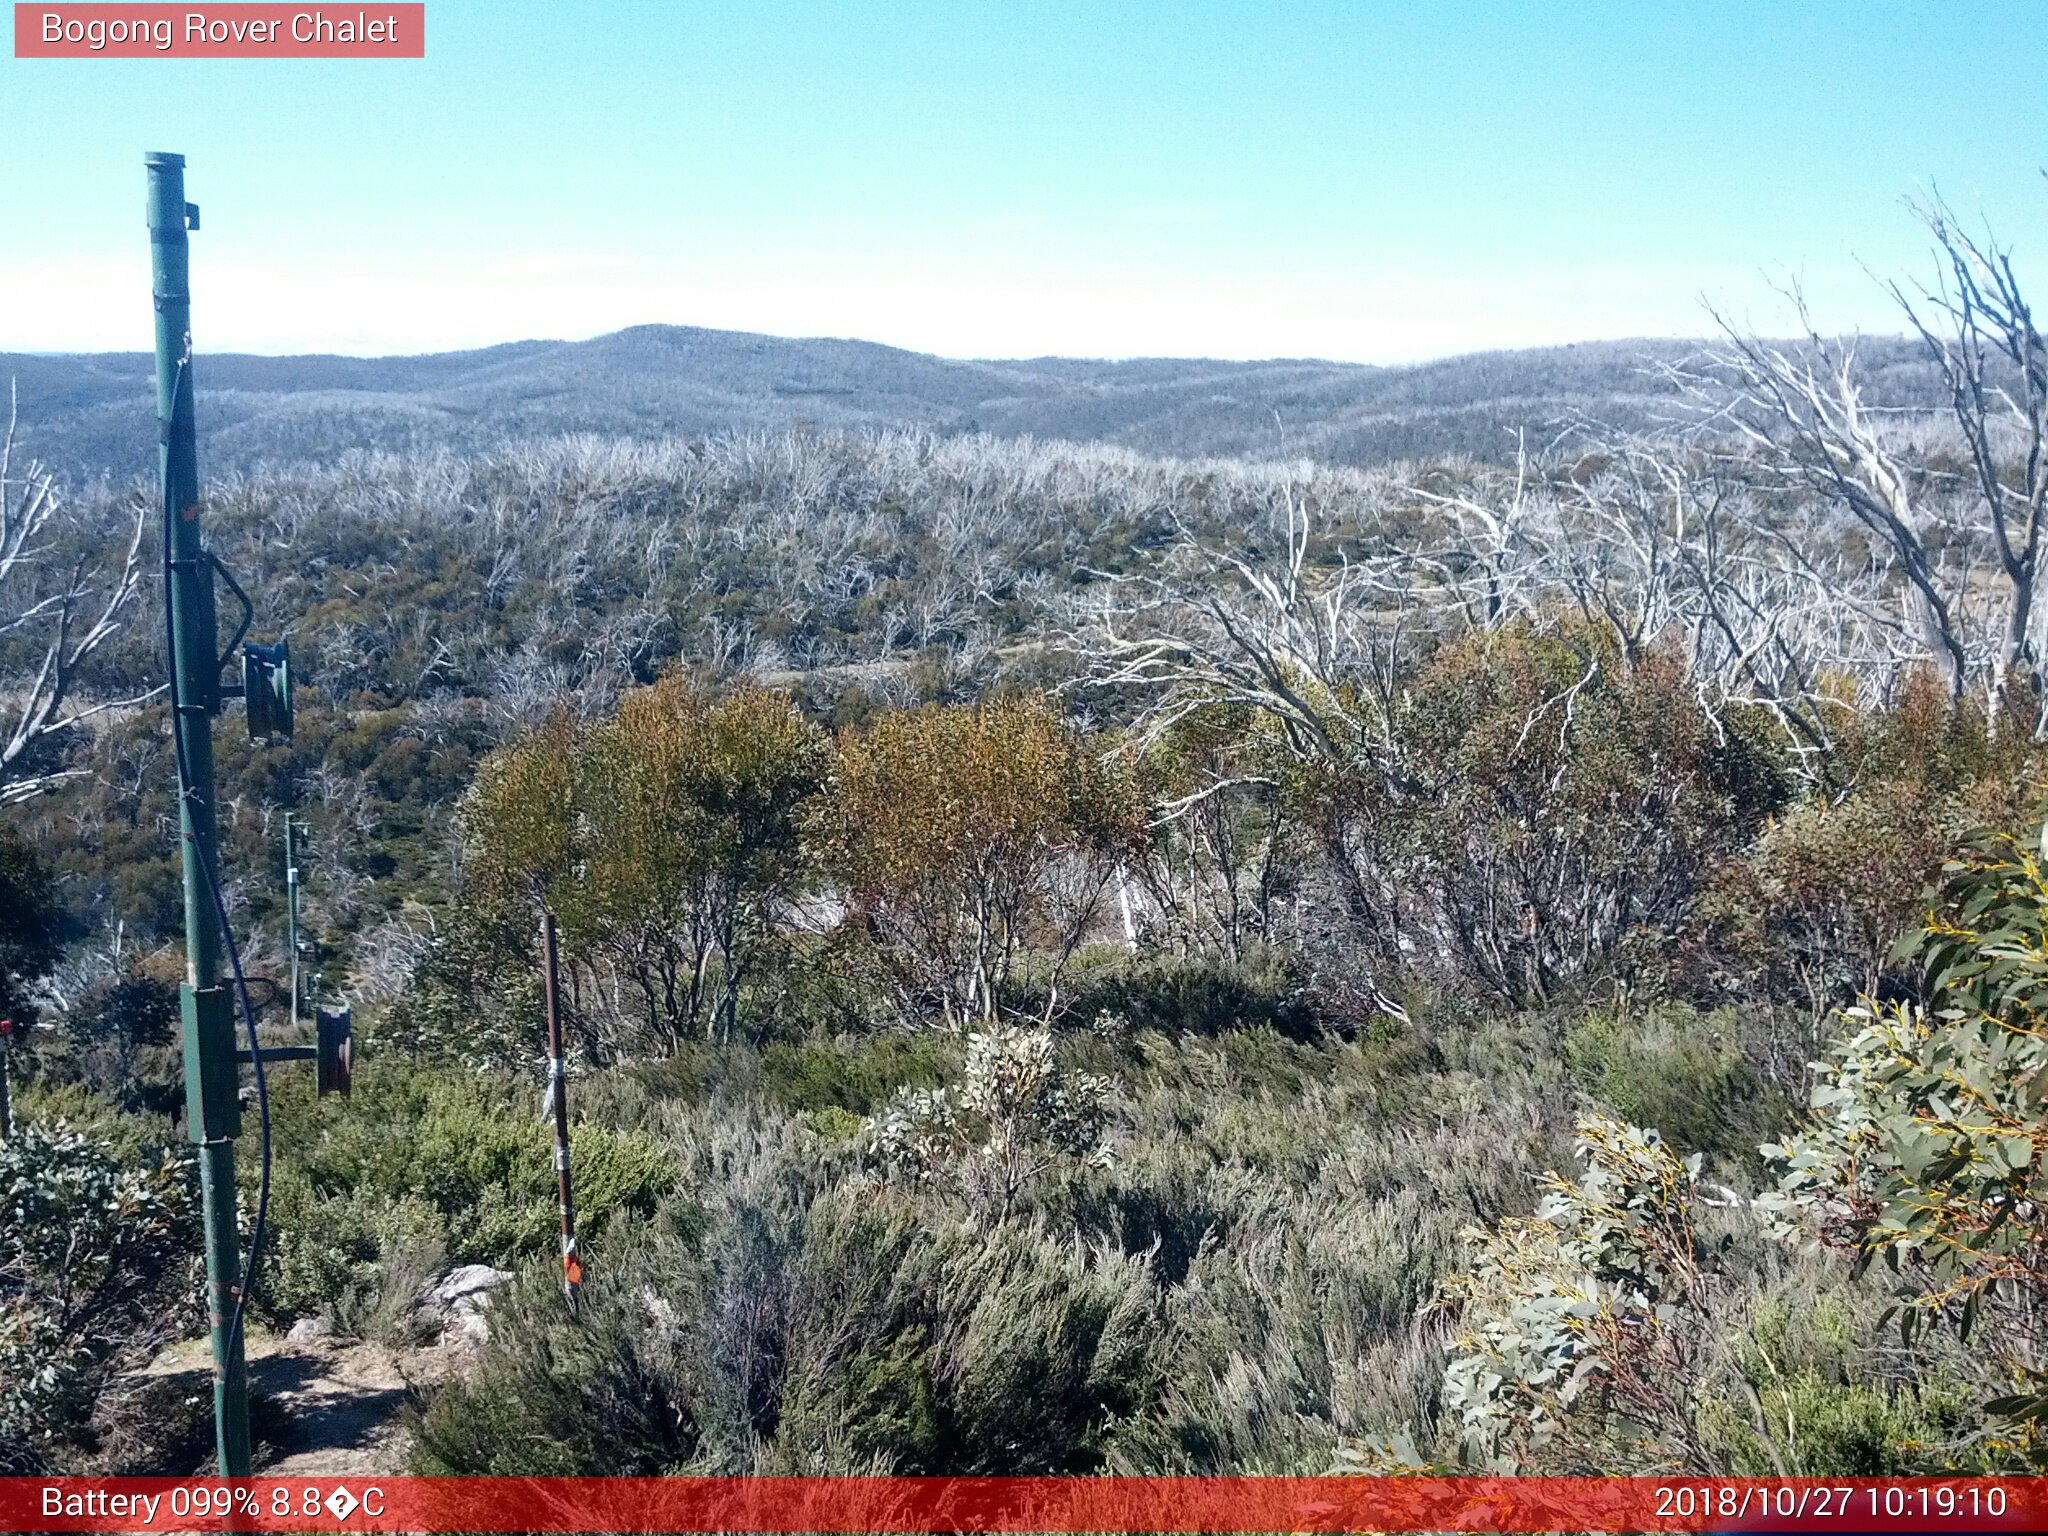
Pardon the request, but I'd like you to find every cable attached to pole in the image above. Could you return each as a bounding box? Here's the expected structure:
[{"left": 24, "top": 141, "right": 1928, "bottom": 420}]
[{"left": 159, "top": 356, "right": 272, "bottom": 1366}]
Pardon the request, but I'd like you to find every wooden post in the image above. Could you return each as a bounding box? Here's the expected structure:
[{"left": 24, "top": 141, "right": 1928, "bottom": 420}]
[
  {"left": 0, "top": 1019, "right": 14, "bottom": 1142},
  {"left": 540, "top": 911, "right": 581, "bottom": 1308}
]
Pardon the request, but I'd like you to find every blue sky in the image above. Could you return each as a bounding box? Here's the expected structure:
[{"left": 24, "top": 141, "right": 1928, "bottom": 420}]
[{"left": 4, "top": 1, "right": 2045, "bottom": 361}]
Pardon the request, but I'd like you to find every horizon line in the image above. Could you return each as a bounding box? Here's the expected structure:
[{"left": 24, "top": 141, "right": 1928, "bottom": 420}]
[{"left": 0, "top": 320, "right": 1914, "bottom": 372}]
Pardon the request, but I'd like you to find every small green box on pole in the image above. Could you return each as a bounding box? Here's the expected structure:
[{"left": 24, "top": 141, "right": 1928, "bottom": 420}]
[{"left": 180, "top": 984, "right": 239, "bottom": 1143}]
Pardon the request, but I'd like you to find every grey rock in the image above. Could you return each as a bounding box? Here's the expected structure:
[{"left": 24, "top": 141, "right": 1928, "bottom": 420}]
[
  {"left": 419, "top": 1264, "right": 513, "bottom": 1343},
  {"left": 425, "top": 1263, "right": 513, "bottom": 1312}
]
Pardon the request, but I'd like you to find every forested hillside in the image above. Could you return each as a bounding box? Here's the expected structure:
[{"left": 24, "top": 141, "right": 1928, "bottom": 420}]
[
  {"left": 2, "top": 326, "right": 1945, "bottom": 478},
  {"left": 5, "top": 205, "right": 2048, "bottom": 1480}
]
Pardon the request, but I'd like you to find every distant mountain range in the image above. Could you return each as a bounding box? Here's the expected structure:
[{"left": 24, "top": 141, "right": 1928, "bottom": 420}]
[{"left": 0, "top": 324, "right": 1942, "bottom": 481}]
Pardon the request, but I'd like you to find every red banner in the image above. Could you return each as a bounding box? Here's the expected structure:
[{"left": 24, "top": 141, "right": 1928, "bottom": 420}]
[
  {"left": 3, "top": 1476, "right": 2045, "bottom": 1533},
  {"left": 13, "top": 5, "right": 424, "bottom": 58}
]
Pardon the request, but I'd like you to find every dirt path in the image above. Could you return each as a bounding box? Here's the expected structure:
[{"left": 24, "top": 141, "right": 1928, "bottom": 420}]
[{"left": 134, "top": 1327, "right": 465, "bottom": 1474}]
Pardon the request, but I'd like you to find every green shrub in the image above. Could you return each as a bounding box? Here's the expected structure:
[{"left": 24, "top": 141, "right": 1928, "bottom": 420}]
[
  {"left": 1062, "top": 949, "right": 1314, "bottom": 1040},
  {"left": 416, "top": 1132, "right": 1163, "bottom": 1477},
  {"left": 1691, "top": 1281, "right": 1991, "bottom": 1475},
  {"left": 260, "top": 1174, "right": 448, "bottom": 1339},
  {"left": 0, "top": 822, "right": 62, "bottom": 1026},
  {"left": 411, "top": 1234, "right": 702, "bottom": 1475},
  {"left": 760, "top": 1034, "right": 952, "bottom": 1115},
  {"left": 258, "top": 1059, "right": 676, "bottom": 1323},
  {"left": 1701, "top": 1359, "right": 1977, "bottom": 1475},
  {"left": 1695, "top": 786, "right": 1950, "bottom": 1015},
  {"left": 1427, "top": 1116, "right": 1718, "bottom": 1473},
  {"left": 1759, "top": 829, "right": 2048, "bottom": 1451},
  {"left": 8, "top": 1079, "right": 157, "bottom": 1159},
  {"left": 1302, "top": 622, "right": 1786, "bottom": 1008},
  {"left": 0, "top": 1122, "right": 196, "bottom": 1470},
  {"left": 867, "top": 1024, "right": 1115, "bottom": 1215},
  {"left": 800, "top": 1106, "right": 866, "bottom": 1143},
  {"left": 1565, "top": 1003, "right": 1786, "bottom": 1165}
]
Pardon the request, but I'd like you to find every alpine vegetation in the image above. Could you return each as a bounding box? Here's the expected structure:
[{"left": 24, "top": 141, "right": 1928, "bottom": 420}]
[{"left": 7, "top": 194, "right": 2048, "bottom": 1478}]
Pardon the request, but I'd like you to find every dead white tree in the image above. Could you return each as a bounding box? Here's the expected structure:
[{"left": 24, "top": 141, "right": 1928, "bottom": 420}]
[
  {"left": 1069, "top": 474, "right": 1443, "bottom": 994},
  {"left": 1889, "top": 193, "right": 2048, "bottom": 727},
  {"left": 0, "top": 393, "right": 154, "bottom": 803},
  {"left": 1685, "top": 303, "right": 1971, "bottom": 709},
  {"left": 1079, "top": 477, "right": 1418, "bottom": 771},
  {"left": 1539, "top": 425, "right": 1883, "bottom": 783},
  {"left": 1684, "top": 200, "right": 2048, "bottom": 731}
]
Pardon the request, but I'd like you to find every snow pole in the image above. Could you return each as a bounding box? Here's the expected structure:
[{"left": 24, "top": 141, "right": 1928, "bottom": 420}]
[
  {"left": 540, "top": 911, "right": 583, "bottom": 1308},
  {"left": 0, "top": 1018, "right": 14, "bottom": 1141}
]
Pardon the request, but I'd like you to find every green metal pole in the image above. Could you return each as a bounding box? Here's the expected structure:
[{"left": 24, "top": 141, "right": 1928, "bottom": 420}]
[{"left": 148, "top": 150, "right": 251, "bottom": 1480}]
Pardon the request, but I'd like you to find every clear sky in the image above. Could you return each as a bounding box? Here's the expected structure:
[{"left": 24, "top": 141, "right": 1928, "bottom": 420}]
[{"left": 3, "top": 1, "right": 2045, "bottom": 362}]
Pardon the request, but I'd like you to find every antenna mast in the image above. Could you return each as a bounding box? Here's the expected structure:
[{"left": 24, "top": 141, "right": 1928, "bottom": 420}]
[{"left": 147, "top": 148, "right": 252, "bottom": 1479}]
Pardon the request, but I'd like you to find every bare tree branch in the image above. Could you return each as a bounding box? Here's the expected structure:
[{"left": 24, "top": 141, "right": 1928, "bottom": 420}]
[{"left": 0, "top": 387, "right": 159, "bottom": 804}]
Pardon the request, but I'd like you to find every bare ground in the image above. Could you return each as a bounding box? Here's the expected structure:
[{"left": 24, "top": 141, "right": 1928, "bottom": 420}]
[{"left": 129, "top": 1326, "right": 472, "bottom": 1475}]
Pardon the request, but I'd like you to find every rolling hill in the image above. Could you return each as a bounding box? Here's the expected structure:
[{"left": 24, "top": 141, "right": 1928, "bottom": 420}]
[{"left": 0, "top": 324, "right": 1938, "bottom": 482}]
